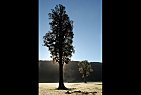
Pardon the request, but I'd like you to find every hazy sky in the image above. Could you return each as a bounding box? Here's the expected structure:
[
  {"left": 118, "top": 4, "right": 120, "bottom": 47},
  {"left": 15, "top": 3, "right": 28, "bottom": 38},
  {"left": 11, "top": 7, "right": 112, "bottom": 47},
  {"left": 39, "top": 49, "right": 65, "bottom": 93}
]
[{"left": 39, "top": 0, "right": 102, "bottom": 62}]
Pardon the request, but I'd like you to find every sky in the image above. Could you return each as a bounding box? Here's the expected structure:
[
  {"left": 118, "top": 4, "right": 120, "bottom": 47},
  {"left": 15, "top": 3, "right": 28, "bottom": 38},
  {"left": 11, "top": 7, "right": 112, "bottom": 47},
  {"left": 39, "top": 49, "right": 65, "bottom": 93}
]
[{"left": 39, "top": 0, "right": 102, "bottom": 62}]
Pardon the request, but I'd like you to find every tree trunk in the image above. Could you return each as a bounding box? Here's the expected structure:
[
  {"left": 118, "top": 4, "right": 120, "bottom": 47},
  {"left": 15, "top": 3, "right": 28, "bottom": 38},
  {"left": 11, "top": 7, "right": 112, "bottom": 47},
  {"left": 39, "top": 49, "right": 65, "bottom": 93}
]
[
  {"left": 84, "top": 71, "right": 87, "bottom": 83},
  {"left": 58, "top": 63, "right": 67, "bottom": 89},
  {"left": 58, "top": 51, "right": 67, "bottom": 89},
  {"left": 84, "top": 76, "right": 87, "bottom": 83}
]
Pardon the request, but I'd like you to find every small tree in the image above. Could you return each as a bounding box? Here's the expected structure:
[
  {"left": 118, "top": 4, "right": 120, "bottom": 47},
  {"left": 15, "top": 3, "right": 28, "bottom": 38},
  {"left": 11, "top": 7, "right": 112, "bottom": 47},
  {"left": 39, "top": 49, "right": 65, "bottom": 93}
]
[
  {"left": 43, "top": 4, "right": 75, "bottom": 89},
  {"left": 78, "top": 60, "right": 93, "bottom": 83}
]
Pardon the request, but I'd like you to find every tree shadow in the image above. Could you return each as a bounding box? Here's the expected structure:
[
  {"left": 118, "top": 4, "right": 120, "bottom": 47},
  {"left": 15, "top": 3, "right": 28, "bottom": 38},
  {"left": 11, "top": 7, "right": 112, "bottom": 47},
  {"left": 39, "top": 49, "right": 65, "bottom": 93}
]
[
  {"left": 65, "top": 90, "right": 98, "bottom": 94},
  {"left": 55, "top": 87, "right": 76, "bottom": 90},
  {"left": 95, "top": 84, "right": 102, "bottom": 85}
]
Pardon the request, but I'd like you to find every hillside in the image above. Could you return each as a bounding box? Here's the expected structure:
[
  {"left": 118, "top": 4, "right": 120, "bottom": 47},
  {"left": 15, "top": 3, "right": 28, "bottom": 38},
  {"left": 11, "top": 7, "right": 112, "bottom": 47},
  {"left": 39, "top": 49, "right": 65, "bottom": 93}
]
[{"left": 39, "top": 60, "right": 102, "bottom": 83}]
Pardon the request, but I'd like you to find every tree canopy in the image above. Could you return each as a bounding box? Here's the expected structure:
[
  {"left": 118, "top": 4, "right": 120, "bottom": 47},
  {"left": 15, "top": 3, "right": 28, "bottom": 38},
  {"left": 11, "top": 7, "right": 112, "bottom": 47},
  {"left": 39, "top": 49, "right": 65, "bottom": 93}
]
[
  {"left": 78, "top": 60, "right": 93, "bottom": 83},
  {"left": 43, "top": 4, "right": 75, "bottom": 65}
]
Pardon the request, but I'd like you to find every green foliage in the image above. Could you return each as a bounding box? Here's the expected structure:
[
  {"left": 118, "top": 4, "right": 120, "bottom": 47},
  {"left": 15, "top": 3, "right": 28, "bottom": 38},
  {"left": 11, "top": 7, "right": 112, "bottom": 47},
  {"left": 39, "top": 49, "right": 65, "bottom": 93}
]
[
  {"left": 43, "top": 4, "right": 75, "bottom": 65},
  {"left": 78, "top": 60, "right": 93, "bottom": 78}
]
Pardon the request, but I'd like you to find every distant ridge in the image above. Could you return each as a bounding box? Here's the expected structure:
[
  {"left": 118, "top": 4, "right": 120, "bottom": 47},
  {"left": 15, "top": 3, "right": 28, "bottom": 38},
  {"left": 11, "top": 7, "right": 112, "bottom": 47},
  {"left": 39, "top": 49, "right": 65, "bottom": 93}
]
[{"left": 39, "top": 60, "right": 102, "bottom": 83}]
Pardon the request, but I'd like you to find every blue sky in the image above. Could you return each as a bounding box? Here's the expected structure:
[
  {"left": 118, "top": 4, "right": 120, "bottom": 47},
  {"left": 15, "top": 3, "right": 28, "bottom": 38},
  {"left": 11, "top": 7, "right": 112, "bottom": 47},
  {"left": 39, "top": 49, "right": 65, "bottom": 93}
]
[{"left": 39, "top": 0, "right": 102, "bottom": 62}]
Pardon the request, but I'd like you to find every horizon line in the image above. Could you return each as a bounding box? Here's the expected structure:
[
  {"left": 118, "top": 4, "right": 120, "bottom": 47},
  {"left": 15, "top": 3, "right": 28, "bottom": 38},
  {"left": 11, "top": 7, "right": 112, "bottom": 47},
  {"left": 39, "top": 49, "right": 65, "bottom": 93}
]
[{"left": 38, "top": 60, "right": 102, "bottom": 63}]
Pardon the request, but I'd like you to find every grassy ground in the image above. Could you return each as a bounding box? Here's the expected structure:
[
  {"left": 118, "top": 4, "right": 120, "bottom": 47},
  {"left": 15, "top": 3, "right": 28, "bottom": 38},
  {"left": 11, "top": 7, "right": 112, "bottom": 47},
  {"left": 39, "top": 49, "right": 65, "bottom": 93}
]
[{"left": 39, "top": 82, "right": 102, "bottom": 95}]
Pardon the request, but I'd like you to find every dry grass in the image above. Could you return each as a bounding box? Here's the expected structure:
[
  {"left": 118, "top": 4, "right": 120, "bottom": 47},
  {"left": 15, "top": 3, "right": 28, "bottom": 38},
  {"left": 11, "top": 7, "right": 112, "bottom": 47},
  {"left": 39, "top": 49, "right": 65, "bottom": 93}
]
[{"left": 39, "top": 82, "right": 102, "bottom": 95}]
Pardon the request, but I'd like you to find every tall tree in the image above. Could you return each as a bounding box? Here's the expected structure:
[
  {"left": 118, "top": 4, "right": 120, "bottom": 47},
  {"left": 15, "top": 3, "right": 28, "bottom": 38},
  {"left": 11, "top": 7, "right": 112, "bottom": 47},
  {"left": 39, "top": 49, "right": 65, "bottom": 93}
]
[
  {"left": 78, "top": 60, "right": 93, "bottom": 83},
  {"left": 43, "top": 4, "right": 75, "bottom": 89}
]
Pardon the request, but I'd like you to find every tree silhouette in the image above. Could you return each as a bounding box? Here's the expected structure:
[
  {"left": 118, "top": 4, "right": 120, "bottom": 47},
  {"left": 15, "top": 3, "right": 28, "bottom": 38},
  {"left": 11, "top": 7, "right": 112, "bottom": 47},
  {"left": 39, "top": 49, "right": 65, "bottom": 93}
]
[
  {"left": 78, "top": 60, "right": 93, "bottom": 83},
  {"left": 43, "top": 4, "right": 75, "bottom": 89}
]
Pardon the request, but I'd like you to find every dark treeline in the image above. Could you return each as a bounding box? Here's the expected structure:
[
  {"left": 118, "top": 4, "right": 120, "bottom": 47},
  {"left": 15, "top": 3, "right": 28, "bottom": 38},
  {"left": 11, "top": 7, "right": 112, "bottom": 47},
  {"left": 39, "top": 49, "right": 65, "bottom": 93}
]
[{"left": 39, "top": 60, "right": 102, "bottom": 83}]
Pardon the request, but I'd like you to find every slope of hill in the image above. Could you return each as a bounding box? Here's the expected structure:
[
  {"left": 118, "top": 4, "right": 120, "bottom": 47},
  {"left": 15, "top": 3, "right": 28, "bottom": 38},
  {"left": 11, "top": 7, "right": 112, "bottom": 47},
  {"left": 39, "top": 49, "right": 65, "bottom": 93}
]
[{"left": 39, "top": 60, "right": 102, "bottom": 83}]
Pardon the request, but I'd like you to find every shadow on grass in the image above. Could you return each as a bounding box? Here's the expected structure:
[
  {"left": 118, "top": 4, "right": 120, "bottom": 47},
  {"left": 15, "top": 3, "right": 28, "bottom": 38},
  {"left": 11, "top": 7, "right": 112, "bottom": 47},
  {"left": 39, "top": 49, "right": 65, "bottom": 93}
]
[
  {"left": 65, "top": 90, "right": 98, "bottom": 94},
  {"left": 95, "top": 84, "right": 102, "bottom": 85},
  {"left": 54, "top": 88, "right": 76, "bottom": 90}
]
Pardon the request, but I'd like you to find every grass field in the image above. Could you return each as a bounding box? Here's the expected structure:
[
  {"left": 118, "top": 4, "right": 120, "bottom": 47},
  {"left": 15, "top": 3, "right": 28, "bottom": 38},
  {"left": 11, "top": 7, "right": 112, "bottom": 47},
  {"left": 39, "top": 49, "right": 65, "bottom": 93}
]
[{"left": 39, "top": 82, "right": 102, "bottom": 95}]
